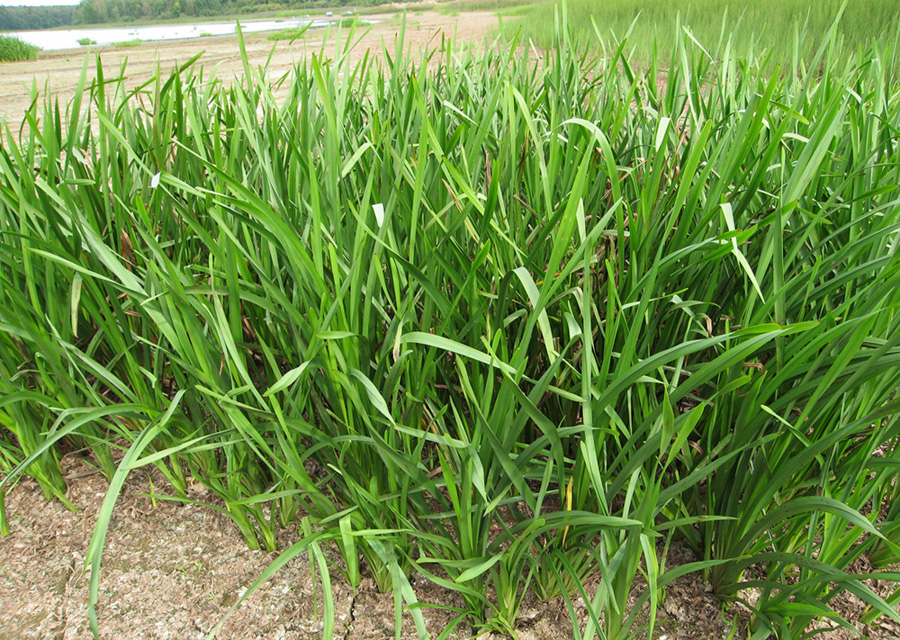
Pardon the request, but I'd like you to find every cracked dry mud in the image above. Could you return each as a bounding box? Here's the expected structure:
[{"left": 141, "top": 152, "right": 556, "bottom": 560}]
[{"left": 1, "top": 454, "right": 898, "bottom": 640}]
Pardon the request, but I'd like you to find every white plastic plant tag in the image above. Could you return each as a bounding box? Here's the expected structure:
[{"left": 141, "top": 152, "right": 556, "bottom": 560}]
[{"left": 372, "top": 203, "right": 385, "bottom": 227}]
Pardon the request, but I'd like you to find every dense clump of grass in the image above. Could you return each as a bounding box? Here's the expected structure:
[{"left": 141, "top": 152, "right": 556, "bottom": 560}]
[
  {"left": 267, "top": 27, "right": 304, "bottom": 39},
  {"left": 267, "top": 19, "right": 353, "bottom": 41},
  {"left": 0, "top": 34, "right": 40, "bottom": 61},
  {"left": 267, "top": 26, "right": 311, "bottom": 40},
  {"left": 512, "top": 0, "right": 900, "bottom": 66},
  {"left": 2, "top": 18, "right": 900, "bottom": 640}
]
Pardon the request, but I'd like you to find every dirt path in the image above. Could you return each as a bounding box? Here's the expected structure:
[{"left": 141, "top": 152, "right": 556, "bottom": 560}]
[{"left": 0, "top": 9, "right": 499, "bottom": 124}]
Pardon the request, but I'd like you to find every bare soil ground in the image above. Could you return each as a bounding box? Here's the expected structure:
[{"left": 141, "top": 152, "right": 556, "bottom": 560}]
[
  {"left": 0, "top": 8, "right": 499, "bottom": 124},
  {"left": 1, "top": 453, "right": 898, "bottom": 640},
  {"left": 0, "top": 455, "right": 719, "bottom": 640}
]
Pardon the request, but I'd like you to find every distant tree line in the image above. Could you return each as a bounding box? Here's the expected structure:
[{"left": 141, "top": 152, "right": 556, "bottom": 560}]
[
  {"left": 1, "top": 0, "right": 384, "bottom": 30},
  {"left": 76, "top": 0, "right": 378, "bottom": 23},
  {"left": 0, "top": 6, "right": 77, "bottom": 31}
]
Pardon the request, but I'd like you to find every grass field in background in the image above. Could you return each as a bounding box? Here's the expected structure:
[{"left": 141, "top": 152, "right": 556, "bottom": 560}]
[
  {"left": 1, "top": 11, "right": 900, "bottom": 640},
  {"left": 0, "top": 34, "right": 40, "bottom": 61},
  {"left": 510, "top": 0, "right": 900, "bottom": 66}
]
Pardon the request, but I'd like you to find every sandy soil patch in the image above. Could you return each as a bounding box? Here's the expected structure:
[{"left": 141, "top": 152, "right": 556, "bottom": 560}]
[{"left": 0, "top": 10, "right": 500, "bottom": 124}]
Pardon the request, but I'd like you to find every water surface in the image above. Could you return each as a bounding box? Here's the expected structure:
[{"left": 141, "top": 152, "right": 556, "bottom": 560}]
[{"left": 1, "top": 17, "right": 347, "bottom": 51}]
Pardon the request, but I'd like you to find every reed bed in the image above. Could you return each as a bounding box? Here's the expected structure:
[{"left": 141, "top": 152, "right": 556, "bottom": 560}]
[{"left": 1, "top": 17, "right": 900, "bottom": 640}]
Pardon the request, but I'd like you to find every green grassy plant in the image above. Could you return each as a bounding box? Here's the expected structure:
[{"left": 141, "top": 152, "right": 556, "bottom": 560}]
[
  {"left": 0, "top": 34, "right": 40, "bottom": 61},
  {"left": 1, "top": 16, "right": 900, "bottom": 640},
  {"left": 510, "top": 0, "right": 900, "bottom": 66},
  {"left": 267, "top": 26, "right": 310, "bottom": 40}
]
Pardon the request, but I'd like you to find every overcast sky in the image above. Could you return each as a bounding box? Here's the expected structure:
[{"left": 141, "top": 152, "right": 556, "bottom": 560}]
[{"left": 1, "top": 0, "right": 81, "bottom": 6}]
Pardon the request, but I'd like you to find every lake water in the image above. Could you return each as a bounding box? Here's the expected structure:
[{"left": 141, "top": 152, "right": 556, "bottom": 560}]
[{"left": 1, "top": 17, "right": 356, "bottom": 51}]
